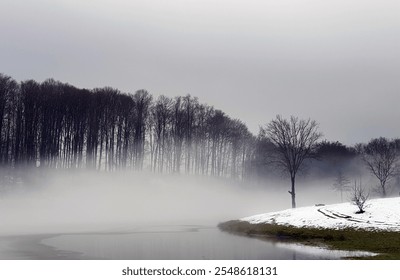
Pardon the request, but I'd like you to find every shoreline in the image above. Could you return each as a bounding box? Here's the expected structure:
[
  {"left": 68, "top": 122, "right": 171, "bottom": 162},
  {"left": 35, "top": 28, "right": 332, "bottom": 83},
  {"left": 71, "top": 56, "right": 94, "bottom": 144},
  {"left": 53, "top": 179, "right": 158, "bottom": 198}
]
[
  {"left": 218, "top": 220, "right": 400, "bottom": 259},
  {"left": 0, "top": 234, "right": 84, "bottom": 260},
  {"left": 1, "top": 222, "right": 395, "bottom": 260}
]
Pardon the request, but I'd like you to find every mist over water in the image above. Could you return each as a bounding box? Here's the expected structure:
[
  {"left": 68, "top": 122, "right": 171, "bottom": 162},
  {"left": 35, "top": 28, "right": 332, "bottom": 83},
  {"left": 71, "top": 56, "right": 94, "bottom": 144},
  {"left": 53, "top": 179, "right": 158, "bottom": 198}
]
[
  {"left": 0, "top": 170, "right": 345, "bottom": 236},
  {"left": 0, "top": 169, "right": 388, "bottom": 260}
]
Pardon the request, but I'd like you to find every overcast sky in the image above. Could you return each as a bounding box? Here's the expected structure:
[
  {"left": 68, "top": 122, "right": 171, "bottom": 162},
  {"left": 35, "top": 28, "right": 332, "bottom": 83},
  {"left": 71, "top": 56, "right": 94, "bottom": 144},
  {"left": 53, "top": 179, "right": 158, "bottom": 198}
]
[{"left": 1, "top": 0, "right": 399, "bottom": 145}]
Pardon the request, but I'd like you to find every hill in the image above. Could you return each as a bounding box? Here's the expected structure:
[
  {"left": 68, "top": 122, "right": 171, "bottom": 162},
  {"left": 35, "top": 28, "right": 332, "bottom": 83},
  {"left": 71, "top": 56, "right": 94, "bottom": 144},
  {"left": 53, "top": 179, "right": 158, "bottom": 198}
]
[{"left": 242, "top": 197, "right": 400, "bottom": 232}]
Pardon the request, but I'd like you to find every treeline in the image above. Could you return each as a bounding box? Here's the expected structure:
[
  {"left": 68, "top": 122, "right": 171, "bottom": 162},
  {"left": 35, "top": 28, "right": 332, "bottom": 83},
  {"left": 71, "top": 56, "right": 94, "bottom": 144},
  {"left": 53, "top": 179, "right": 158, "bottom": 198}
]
[
  {"left": 2, "top": 73, "right": 399, "bottom": 184},
  {"left": 0, "top": 73, "right": 254, "bottom": 179}
]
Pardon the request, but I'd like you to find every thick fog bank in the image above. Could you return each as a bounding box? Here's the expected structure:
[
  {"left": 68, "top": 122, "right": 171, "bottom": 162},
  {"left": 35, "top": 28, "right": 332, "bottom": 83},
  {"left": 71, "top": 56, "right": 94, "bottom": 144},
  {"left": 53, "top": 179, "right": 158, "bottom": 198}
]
[{"left": 0, "top": 170, "right": 360, "bottom": 236}]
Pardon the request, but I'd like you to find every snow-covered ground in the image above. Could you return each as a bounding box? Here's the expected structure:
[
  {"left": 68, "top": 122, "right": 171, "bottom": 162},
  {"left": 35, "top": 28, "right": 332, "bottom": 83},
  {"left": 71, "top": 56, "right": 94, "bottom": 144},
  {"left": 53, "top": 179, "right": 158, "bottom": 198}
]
[{"left": 242, "top": 197, "right": 400, "bottom": 231}]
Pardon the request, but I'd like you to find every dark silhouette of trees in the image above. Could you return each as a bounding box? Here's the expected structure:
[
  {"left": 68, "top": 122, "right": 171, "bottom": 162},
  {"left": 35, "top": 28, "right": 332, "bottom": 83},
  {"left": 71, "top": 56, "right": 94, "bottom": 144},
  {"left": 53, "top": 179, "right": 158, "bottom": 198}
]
[
  {"left": 316, "top": 141, "right": 356, "bottom": 166},
  {"left": 19, "top": 80, "right": 41, "bottom": 166},
  {"left": 149, "top": 95, "right": 172, "bottom": 173},
  {"left": 0, "top": 74, "right": 19, "bottom": 166},
  {"left": 132, "top": 90, "right": 152, "bottom": 170},
  {"left": 309, "top": 140, "right": 358, "bottom": 178},
  {"left": 5, "top": 71, "right": 400, "bottom": 204},
  {"left": 249, "top": 131, "right": 277, "bottom": 181},
  {"left": 5, "top": 71, "right": 400, "bottom": 198},
  {"left": 0, "top": 73, "right": 255, "bottom": 182},
  {"left": 264, "top": 115, "right": 322, "bottom": 208},
  {"left": 182, "top": 95, "right": 197, "bottom": 174}
]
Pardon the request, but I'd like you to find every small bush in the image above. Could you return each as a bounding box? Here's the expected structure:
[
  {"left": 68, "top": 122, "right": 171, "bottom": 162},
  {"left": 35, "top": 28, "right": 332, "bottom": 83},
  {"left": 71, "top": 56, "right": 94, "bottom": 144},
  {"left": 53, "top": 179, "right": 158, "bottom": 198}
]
[{"left": 350, "top": 181, "right": 370, "bottom": 214}]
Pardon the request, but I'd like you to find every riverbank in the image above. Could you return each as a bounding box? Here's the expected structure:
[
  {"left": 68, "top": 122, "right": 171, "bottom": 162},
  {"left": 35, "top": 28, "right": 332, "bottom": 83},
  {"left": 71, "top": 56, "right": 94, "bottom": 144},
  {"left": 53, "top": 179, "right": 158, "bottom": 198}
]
[
  {"left": 219, "top": 197, "right": 400, "bottom": 259},
  {"left": 0, "top": 234, "right": 83, "bottom": 259},
  {"left": 219, "top": 220, "right": 400, "bottom": 259}
]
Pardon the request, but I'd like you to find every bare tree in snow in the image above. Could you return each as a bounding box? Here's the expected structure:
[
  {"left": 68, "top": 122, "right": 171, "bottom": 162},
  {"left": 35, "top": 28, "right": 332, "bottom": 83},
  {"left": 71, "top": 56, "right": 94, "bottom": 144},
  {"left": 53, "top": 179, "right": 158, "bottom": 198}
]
[
  {"left": 265, "top": 115, "right": 322, "bottom": 208},
  {"left": 350, "top": 180, "right": 369, "bottom": 214}
]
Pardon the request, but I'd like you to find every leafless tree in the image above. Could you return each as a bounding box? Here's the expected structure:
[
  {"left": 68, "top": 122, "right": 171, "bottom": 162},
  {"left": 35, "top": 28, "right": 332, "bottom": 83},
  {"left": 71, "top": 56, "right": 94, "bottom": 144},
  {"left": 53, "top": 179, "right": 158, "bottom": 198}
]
[
  {"left": 332, "top": 170, "right": 351, "bottom": 202},
  {"left": 265, "top": 115, "right": 322, "bottom": 208},
  {"left": 350, "top": 180, "right": 369, "bottom": 214},
  {"left": 361, "top": 137, "right": 399, "bottom": 197},
  {"left": 132, "top": 89, "right": 152, "bottom": 170},
  {"left": 150, "top": 95, "right": 173, "bottom": 173},
  {"left": 0, "top": 74, "right": 19, "bottom": 166}
]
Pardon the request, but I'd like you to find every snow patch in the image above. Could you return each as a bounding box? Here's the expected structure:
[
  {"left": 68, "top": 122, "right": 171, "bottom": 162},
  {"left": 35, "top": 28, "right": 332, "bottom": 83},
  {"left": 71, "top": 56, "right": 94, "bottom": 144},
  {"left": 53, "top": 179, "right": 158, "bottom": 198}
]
[{"left": 242, "top": 197, "right": 400, "bottom": 231}]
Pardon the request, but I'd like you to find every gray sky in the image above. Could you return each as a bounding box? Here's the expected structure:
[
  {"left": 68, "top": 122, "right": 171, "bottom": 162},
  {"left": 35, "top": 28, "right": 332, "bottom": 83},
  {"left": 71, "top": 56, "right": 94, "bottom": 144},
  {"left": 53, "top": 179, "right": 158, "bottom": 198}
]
[{"left": 1, "top": 0, "right": 399, "bottom": 145}]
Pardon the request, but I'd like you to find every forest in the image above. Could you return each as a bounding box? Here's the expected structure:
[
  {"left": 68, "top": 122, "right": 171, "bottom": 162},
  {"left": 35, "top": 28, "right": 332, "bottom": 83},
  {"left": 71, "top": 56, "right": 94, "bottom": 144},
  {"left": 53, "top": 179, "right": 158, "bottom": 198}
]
[{"left": 1, "top": 72, "right": 399, "bottom": 190}]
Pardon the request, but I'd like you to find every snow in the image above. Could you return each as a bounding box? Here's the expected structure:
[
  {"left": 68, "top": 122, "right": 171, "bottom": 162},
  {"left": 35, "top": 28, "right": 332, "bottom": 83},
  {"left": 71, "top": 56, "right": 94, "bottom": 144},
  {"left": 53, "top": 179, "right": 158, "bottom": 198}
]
[{"left": 242, "top": 197, "right": 400, "bottom": 231}]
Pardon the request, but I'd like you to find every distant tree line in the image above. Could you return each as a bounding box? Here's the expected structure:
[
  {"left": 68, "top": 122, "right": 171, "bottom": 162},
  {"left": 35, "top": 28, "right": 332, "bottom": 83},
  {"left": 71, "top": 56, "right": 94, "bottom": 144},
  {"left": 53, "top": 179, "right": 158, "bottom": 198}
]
[
  {"left": 0, "top": 73, "right": 254, "bottom": 179},
  {"left": 1, "top": 73, "right": 400, "bottom": 192}
]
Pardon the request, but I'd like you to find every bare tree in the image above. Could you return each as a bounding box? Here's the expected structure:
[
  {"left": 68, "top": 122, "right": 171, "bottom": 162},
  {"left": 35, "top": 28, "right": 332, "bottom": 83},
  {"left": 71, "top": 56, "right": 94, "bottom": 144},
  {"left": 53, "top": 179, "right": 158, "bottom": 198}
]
[
  {"left": 132, "top": 89, "right": 152, "bottom": 170},
  {"left": 0, "top": 74, "right": 19, "bottom": 166},
  {"left": 332, "top": 170, "right": 351, "bottom": 202},
  {"left": 350, "top": 180, "right": 369, "bottom": 214},
  {"left": 151, "top": 95, "right": 173, "bottom": 173},
  {"left": 361, "top": 137, "right": 398, "bottom": 197},
  {"left": 265, "top": 115, "right": 322, "bottom": 208}
]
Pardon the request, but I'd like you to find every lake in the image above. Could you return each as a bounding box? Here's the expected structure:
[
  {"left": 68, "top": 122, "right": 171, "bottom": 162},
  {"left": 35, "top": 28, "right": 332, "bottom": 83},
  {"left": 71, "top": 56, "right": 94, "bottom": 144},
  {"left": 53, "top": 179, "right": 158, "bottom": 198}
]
[{"left": 18, "top": 225, "right": 370, "bottom": 260}]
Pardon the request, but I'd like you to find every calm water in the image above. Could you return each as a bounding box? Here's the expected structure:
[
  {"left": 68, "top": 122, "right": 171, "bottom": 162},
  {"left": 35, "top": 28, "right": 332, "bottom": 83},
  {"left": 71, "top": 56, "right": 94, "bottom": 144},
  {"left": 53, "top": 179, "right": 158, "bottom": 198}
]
[{"left": 39, "top": 225, "right": 368, "bottom": 260}]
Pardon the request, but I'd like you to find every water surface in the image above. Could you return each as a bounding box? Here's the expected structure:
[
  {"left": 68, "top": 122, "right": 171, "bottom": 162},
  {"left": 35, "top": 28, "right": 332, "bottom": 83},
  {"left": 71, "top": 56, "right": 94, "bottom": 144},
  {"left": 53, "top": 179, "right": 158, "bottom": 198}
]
[{"left": 38, "top": 225, "right": 369, "bottom": 259}]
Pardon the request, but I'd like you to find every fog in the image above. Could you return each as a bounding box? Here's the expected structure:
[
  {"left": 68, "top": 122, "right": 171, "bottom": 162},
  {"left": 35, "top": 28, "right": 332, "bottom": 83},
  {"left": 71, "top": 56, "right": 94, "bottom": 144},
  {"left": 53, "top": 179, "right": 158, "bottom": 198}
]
[{"left": 0, "top": 170, "right": 350, "bottom": 236}]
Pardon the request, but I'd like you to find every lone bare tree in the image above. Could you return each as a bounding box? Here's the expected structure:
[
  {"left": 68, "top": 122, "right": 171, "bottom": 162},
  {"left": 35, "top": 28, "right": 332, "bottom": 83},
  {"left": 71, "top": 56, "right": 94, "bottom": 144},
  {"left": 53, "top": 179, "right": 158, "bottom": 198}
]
[
  {"left": 265, "top": 115, "right": 322, "bottom": 208},
  {"left": 332, "top": 170, "right": 351, "bottom": 202},
  {"left": 361, "top": 137, "right": 398, "bottom": 197},
  {"left": 350, "top": 180, "right": 369, "bottom": 214}
]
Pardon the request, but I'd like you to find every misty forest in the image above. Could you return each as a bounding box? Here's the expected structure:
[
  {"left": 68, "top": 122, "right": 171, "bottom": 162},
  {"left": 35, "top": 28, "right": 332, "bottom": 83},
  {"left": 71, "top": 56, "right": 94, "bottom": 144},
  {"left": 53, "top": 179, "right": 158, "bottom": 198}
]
[
  {"left": 2, "top": 71, "right": 400, "bottom": 260},
  {"left": 1, "top": 72, "right": 400, "bottom": 203},
  {"left": 2, "top": 0, "right": 400, "bottom": 263}
]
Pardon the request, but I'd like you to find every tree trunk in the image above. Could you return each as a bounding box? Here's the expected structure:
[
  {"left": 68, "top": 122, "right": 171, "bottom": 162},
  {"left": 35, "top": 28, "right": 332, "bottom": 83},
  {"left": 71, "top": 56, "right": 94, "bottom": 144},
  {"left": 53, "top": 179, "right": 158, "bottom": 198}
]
[
  {"left": 382, "top": 183, "right": 387, "bottom": 197},
  {"left": 290, "top": 176, "right": 296, "bottom": 208}
]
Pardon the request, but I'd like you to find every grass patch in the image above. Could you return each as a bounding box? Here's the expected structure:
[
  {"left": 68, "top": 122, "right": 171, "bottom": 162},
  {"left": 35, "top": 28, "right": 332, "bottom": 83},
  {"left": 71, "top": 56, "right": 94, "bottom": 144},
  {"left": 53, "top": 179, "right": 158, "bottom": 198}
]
[{"left": 218, "top": 220, "right": 400, "bottom": 259}]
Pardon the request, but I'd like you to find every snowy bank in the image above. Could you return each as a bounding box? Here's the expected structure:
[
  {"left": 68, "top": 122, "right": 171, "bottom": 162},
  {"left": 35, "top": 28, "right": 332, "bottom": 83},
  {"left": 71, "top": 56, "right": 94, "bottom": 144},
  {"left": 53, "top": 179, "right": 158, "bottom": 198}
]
[{"left": 242, "top": 197, "right": 400, "bottom": 232}]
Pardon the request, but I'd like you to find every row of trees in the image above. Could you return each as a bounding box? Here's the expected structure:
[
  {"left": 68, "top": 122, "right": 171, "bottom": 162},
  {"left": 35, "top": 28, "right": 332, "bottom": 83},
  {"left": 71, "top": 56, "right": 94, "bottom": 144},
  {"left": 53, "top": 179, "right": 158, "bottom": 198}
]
[
  {"left": 1, "top": 73, "right": 399, "bottom": 207},
  {"left": 0, "top": 73, "right": 254, "bottom": 179}
]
